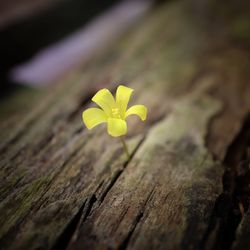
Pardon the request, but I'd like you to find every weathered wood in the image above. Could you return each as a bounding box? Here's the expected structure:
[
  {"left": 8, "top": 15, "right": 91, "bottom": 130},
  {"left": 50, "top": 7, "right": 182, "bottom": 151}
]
[
  {"left": 233, "top": 211, "right": 250, "bottom": 250},
  {"left": 231, "top": 117, "right": 250, "bottom": 250},
  {"left": 0, "top": 1, "right": 250, "bottom": 250}
]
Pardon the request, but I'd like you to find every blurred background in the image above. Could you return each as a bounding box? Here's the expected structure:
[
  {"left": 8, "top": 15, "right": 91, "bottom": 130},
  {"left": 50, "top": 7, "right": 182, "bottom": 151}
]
[
  {"left": 0, "top": 0, "right": 156, "bottom": 92},
  {"left": 0, "top": 0, "right": 249, "bottom": 113}
]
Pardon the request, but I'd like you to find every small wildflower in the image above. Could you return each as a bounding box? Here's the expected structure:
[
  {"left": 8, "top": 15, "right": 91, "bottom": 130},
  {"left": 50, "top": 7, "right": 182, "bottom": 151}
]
[
  {"left": 82, "top": 85, "right": 147, "bottom": 158},
  {"left": 82, "top": 85, "right": 147, "bottom": 137}
]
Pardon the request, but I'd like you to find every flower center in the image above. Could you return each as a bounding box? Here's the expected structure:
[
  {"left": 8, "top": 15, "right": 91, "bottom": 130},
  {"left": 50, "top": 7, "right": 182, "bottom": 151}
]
[{"left": 111, "top": 108, "right": 121, "bottom": 118}]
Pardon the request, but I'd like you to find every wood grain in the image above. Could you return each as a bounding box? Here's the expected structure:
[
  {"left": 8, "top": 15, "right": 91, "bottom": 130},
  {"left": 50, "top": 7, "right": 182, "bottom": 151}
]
[{"left": 0, "top": 1, "right": 250, "bottom": 249}]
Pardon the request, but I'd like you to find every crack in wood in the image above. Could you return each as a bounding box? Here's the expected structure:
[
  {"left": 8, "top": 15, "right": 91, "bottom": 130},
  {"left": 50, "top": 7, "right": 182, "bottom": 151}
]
[
  {"left": 52, "top": 200, "right": 87, "bottom": 250},
  {"left": 52, "top": 194, "right": 99, "bottom": 250},
  {"left": 110, "top": 206, "right": 130, "bottom": 236},
  {"left": 51, "top": 136, "right": 146, "bottom": 250},
  {"left": 118, "top": 186, "right": 155, "bottom": 250},
  {"left": 82, "top": 194, "right": 98, "bottom": 222},
  {"left": 201, "top": 114, "right": 250, "bottom": 250},
  {"left": 99, "top": 136, "right": 146, "bottom": 204},
  {"left": 0, "top": 124, "right": 88, "bottom": 205},
  {"left": 118, "top": 211, "right": 144, "bottom": 250},
  {"left": 0, "top": 144, "right": 86, "bottom": 249}
]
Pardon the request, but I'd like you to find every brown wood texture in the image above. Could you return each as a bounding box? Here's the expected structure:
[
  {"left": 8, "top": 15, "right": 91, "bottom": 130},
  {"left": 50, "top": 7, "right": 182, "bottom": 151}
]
[{"left": 0, "top": 1, "right": 250, "bottom": 250}]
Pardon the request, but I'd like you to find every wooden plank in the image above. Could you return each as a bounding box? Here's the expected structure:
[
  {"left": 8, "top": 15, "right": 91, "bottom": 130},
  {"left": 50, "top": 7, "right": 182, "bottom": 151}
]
[{"left": 0, "top": 1, "right": 250, "bottom": 249}]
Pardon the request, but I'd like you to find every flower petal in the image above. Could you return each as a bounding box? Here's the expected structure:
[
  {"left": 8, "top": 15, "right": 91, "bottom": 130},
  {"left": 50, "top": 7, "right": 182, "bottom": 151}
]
[
  {"left": 116, "top": 85, "right": 134, "bottom": 118},
  {"left": 107, "top": 118, "right": 127, "bottom": 137},
  {"left": 125, "top": 105, "right": 147, "bottom": 121},
  {"left": 92, "top": 88, "right": 116, "bottom": 116},
  {"left": 82, "top": 108, "right": 107, "bottom": 129}
]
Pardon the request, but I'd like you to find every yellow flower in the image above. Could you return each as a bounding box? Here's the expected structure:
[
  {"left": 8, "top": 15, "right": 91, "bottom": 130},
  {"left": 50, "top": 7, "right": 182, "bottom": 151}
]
[{"left": 82, "top": 85, "right": 147, "bottom": 137}]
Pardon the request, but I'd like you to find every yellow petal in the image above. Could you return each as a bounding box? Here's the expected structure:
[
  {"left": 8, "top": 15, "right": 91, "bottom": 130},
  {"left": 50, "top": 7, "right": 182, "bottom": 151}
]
[
  {"left": 125, "top": 105, "right": 147, "bottom": 121},
  {"left": 82, "top": 108, "right": 107, "bottom": 129},
  {"left": 92, "top": 89, "right": 116, "bottom": 117},
  {"left": 116, "top": 85, "right": 134, "bottom": 118},
  {"left": 107, "top": 118, "right": 127, "bottom": 137}
]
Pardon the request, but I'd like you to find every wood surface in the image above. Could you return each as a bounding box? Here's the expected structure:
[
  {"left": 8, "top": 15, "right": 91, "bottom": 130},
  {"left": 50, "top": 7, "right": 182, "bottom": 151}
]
[{"left": 0, "top": 1, "right": 250, "bottom": 249}]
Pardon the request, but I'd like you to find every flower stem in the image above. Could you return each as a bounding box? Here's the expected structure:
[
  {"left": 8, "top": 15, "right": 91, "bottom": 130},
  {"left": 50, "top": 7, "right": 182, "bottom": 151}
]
[{"left": 120, "top": 137, "right": 130, "bottom": 159}]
